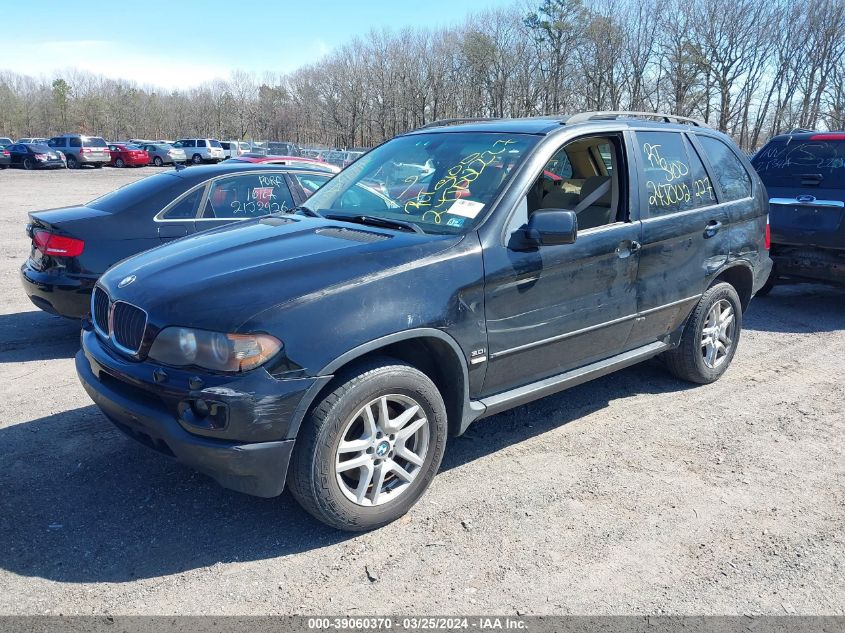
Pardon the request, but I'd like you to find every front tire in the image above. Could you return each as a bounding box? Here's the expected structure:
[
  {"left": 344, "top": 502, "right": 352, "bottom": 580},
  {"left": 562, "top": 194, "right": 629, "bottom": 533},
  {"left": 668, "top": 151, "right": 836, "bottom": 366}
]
[
  {"left": 288, "top": 358, "right": 447, "bottom": 531},
  {"left": 153, "top": 156, "right": 164, "bottom": 167},
  {"left": 665, "top": 282, "right": 742, "bottom": 384}
]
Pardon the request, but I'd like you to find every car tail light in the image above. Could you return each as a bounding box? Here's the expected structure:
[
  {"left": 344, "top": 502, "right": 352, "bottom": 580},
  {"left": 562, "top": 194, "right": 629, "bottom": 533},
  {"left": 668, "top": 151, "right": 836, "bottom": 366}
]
[
  {"left": 2, "top": 150, "right": 9, "bottom": 156},
  {"left": 35, "top": 154, "right": 47, "bottom": 160},
  {"left": 33, "top": 230, "right": 85, "bottom": 257},
  {"left": 765, "top": 215, "right": 771, "bottom": 250}
]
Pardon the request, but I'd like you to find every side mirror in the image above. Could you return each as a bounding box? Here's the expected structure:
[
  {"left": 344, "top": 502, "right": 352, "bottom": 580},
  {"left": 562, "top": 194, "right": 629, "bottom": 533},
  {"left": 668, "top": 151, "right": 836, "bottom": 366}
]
[{"left": 523, "top": 209, "right": 578, "bottom": 246}]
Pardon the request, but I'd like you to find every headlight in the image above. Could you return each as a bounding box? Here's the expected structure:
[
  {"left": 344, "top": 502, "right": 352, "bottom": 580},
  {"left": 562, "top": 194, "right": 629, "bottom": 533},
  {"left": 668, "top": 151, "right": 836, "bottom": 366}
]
[{"left": 147, "top": 327, "right": 282, "bottom": 372}]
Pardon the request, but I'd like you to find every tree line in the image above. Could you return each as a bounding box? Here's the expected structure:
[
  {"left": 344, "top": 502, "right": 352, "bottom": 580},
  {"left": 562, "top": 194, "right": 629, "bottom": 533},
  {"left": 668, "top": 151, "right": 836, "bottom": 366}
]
[{"left": 1, "top": 0, "right": 843, "bottom": 152}]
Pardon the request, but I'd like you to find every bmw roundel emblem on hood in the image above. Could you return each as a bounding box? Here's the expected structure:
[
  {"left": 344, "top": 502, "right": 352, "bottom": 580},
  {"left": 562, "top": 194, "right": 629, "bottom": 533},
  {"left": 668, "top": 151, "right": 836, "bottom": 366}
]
[{"left": 118, "top": 274, "right": 137, "bottom": 288}]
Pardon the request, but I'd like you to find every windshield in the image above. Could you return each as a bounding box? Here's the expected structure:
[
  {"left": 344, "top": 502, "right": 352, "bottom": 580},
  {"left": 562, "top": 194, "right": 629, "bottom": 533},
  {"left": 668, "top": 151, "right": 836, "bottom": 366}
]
[
  {"left": 303, "top": 132, "right": 539, "bottom": 234},
  {"left": 752, "top": 138, "right": 845, "bottom": 189}
]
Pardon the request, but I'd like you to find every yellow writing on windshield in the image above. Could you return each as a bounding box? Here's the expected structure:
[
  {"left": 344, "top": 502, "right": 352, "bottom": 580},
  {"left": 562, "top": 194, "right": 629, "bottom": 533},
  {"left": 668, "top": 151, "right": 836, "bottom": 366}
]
[{"left": 404, "top": 139, "right": 516, "bottom": 224}]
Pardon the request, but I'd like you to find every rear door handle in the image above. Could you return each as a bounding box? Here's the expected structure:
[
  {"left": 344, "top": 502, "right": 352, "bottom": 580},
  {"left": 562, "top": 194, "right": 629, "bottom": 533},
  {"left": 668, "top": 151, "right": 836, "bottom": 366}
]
[{"left": 704, "top": 220, "right": 722, "bottom": 238}]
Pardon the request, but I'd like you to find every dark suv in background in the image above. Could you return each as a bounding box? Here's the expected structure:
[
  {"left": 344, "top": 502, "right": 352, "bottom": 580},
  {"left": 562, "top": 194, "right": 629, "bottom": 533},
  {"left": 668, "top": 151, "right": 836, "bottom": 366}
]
[
  {"left": 76, "top": 112, "right": 771, "bottom": 531},
  {"left": 751, "top": 131, "right": 845, "bottom": 292}
]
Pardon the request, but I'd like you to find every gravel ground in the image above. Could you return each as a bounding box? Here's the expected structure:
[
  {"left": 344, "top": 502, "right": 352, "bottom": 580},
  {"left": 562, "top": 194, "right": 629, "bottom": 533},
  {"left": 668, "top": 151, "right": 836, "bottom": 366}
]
[{"left": 0, "top": 167, "right": 842, "bottom": 616}]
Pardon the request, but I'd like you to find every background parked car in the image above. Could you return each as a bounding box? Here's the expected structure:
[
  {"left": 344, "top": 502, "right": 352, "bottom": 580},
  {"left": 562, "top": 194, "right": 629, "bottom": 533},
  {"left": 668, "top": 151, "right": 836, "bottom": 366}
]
[
  {"left": 751, "top": 131, "right": 845, "bottom": 292},
  {"left": 47, "top": 134, "right": 110, "bottom": 169},
  {"left": 0, "top": 144, "right": 10, "bottom": 169},
  {"left": 0, "top": 136, "right": 12, "bottom": 146},
  {"left": 16, "top": 137, "right": 48, "bottom": 144},
  {"left": 21, "top": 163, "right": 330, "bottom": 318},
  {"left": 7, "top": 142, "right": 66, "bottom": 169},
  {"left": 266, "top": 141, "right": 300, "bottom": 156},
  {"left": 220, "top": 140, "right": 251, "bottom": 158},
  {"left": 142, "top": 143, "right": 187, "bottom": 166},
  {"left": 107, "top": 143, "right": 150, "bottom": 168},
  {"left": 173, "top": 138, "right": 225, "bottom": 164}
]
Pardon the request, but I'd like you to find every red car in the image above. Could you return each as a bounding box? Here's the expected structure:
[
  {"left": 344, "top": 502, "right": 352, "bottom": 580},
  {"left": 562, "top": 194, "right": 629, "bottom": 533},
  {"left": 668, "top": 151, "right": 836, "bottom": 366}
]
[
  {"left": 223, "top": 153, "right": 339, "bottom": 173},
  {"left": 107, "top": 143, "right": 150, "bottom": 168}
]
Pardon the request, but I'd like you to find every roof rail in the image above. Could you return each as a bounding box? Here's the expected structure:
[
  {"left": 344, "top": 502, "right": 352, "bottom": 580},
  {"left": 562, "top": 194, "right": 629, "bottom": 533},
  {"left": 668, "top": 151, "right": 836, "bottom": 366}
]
[
  {"left": 565, "top": 111, "right": 707, "bottom": 127},
  {"left": 786, "top": 127, "right": 817, "bottom": 134},
  {"left": 414, "top": 117, "right": 502, "bottom": 130}
]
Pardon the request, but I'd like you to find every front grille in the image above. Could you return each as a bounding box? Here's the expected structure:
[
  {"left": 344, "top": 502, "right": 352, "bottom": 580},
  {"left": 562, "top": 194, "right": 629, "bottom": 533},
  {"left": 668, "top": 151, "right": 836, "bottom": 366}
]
[
  {"left": 91, "top": 286, "right": 147, "bottom": 355},
  {"left": 92, "top": 287, "right": 110, "bottom": 334},
  {"left": 111, "top": 302, "right": 147, "bottom": 352}
]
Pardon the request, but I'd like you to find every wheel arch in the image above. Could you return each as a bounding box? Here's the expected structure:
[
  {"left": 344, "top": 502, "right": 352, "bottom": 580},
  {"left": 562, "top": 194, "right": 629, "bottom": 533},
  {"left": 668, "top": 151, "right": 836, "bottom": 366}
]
[
  {"left": 288, "top": 329, "right": 475, "bottom": 440},
  {"left": 711, "top": 262, "right": 754, "bottom": 312}
]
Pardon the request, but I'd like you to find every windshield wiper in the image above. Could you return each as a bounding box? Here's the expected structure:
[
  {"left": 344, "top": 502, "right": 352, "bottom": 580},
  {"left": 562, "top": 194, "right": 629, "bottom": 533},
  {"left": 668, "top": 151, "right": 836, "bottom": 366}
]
[
  {"left": 290, "top": 205, "right": 323, "bottom": 218},
  {"left": 326, "top": 213, "right": 424, "bottom": 234}
]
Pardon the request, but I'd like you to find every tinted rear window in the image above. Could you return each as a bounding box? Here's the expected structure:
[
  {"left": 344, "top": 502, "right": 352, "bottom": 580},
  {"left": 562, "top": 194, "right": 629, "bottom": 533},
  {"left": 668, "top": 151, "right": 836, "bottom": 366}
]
[
  {"left": 84, "top": 137, "right": 108, "bottom": 147},
  {"left": 29, "top": 144, "right": 52, "bottom": 153},
  {"left": 87, "top": 173, "right": 182, "bottom": 212},
  {"left": 752, "top": 138, "right": 845, "bottom": 188}
]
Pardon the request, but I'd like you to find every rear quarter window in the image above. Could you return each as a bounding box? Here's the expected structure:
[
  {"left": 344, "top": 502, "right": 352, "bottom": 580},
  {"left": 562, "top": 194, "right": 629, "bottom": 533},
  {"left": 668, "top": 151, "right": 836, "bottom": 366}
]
[
  {"left": 88, "top": 173, "right": 182, "bottom": 213},
  {"left": 697, "top": 136, "right": 752, "bottom": 201},
  {"left": 752, "top": 138, "right": 845, "bottom": 189}
]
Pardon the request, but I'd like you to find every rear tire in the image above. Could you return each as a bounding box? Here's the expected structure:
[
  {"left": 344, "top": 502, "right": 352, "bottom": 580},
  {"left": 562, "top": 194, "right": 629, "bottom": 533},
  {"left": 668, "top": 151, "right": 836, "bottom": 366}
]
[
  {"left": 94, "top": 163, "right": 103, "bottom": 169},
  {"left": 192, "top": 153, "right": 203, "bottom": 164},
  {"left": 22, "top": 157, "right": 34, "bottom": 170},
  {"left": 288, "top": 358, "right": 448, "bottom": 531},
  {"left": 66, "top": 155, "right": 78, "bottom": 169},
  {"left": 153, "top": 156, "right": 163, "bottom": 167},
  {"left": 114, "top": 158, "right": 125, "bottom": 168},
  {"left": 664, "top": 282, "right": 742, "bottom": 384}
]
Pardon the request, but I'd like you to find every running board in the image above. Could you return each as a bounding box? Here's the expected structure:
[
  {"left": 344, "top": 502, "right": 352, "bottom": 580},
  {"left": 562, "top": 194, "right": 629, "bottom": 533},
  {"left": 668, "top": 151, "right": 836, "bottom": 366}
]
[{"left": 473, "top": 340, "right": 670, "bottom": 421}]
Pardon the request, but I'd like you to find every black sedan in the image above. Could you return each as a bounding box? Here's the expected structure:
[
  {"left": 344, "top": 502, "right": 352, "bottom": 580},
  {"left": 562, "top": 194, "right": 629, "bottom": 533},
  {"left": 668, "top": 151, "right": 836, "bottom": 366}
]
[
  {"left": 21, "top": 163, "right": 335, "bottom": 318},
  {"left": 8, "top": 142, "right": 66, "bottom": 169}
]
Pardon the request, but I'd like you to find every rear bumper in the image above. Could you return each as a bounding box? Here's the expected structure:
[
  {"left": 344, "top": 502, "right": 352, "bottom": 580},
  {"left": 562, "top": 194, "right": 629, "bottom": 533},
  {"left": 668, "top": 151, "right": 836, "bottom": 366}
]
[
  {"left": 77, "top": 153, "right": 109, "bottom": 164},
  {"left": 752, "top": 255, "right": 774, "bottom": 294},
  {"left": 770, "top": 246, "right": 845, "bottom": 285},
  {"left": 76, "top": 327, "right": 323, "bottom": 497},
  {"left": 20, "top": 260, "right": 96, "bottom": 318}
]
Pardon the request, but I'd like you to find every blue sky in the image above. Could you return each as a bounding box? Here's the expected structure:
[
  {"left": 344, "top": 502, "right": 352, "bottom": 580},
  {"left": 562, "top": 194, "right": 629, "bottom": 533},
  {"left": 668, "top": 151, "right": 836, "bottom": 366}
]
[{"left": 5, "top": 0, "right": 518, "bottom": 89}]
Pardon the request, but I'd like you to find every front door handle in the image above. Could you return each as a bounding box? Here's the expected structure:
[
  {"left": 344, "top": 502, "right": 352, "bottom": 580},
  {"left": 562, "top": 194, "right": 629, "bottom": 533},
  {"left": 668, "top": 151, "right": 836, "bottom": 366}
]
[
  {"left": 617, "top": 240, "right": 641, "bottom": 258},
  {"left": 704, "top": 220, "right": 723, "bottom": 238}
]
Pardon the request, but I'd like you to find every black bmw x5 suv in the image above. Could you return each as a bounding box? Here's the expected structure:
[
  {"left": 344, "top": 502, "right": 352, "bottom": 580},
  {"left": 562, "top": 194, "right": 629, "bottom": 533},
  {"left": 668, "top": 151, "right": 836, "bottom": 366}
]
[{"left": 76, "top": 112, "right": 772, "bottom": 531}]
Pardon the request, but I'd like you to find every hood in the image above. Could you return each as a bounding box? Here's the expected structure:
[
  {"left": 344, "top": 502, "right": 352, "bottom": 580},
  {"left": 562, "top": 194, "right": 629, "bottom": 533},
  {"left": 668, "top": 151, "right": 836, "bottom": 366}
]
[{"left": 99, "top": 216, "right": 462, "bottom": 332}]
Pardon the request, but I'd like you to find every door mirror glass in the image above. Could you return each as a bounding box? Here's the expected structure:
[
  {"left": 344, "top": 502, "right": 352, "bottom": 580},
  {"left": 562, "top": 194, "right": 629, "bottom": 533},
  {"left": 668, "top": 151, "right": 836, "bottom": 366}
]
[{"left": 524, "top": 209, "right": 578, "bottom": 246}]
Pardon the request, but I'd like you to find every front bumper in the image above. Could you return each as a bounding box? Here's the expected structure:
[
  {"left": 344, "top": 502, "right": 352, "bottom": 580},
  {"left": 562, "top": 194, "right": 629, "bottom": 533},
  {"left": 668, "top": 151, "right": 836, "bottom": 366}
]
[
  {"left": 20, "top": 260, "right": 96, "bottom": 318},
  {"left": 76, "top": 327, "right": 320, "bottom": 497}
]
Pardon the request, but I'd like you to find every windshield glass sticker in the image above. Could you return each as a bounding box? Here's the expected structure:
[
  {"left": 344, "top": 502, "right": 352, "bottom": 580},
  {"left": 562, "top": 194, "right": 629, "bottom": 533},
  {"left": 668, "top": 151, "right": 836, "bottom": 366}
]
[{"left": 446, "top": 199, "right": 485, "bottom": 218}]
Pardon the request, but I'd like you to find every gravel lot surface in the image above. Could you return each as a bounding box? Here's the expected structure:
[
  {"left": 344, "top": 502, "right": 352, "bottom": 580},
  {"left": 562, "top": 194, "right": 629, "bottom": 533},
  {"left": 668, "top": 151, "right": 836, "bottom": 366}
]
[{"left": 0, "top": 167, "right": 843, "bottom": 616}]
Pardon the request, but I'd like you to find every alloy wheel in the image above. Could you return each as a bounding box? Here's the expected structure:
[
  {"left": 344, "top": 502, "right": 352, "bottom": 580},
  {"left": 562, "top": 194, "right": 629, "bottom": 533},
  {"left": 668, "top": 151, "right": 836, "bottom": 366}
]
[
  {"left": 701, "top": 299, "right": 735, "bottom": 369},
  {"left": 335, "top": 394, "right": 430, "bottom": 507}
]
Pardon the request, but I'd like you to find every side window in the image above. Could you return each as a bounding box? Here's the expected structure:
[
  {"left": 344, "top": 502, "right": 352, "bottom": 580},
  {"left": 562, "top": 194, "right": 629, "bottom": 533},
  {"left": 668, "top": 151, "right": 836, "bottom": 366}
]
[
  {"left": 697, "top": 136, "right": 752, "bottom": 202},
  {"left": 638, "top": 131, "right": 694, "bottom": 217},
  {"left": 69, "top": 137, "right": 82, "bottom": 148},
  {"left": 197, "top": 139, "right": 207, "bottom": 148},
  {"left": 525, "top": 135, "right": 622, "bottom": 231},
  {"left": 108, "top": 145, "right": 117, "bottom": 152},
  {"left": 683, "top": 136, "right": 717, "bottom": 208},
  {"left": 293, "top": 173, "right": 332, "bottom": 197},
  {"left": 163, "top": 187, "right": 204, "bottom": 219},
  {"left": 184, "top": 140, "right": 195, "bottom": 148},
  {"left": 202, "top": 173, "right": 295, "bottom": 219}
]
